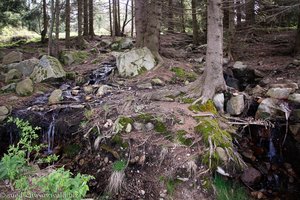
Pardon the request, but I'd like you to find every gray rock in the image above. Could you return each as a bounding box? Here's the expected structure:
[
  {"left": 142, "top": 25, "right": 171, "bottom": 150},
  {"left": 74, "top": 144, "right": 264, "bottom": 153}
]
[
  {"left": 226, "top": 94, "right": 244, "bottom": 115},
  {"left": 49, "top": 89, "right": 63, "bottom": 104},
  {"left": 96, "top": 85, "right": 112, "bottom": 97},
  {"left": 1, "top": 83, "right": 16, "bottom": 92},
  {"left": 83, "top": 85, "right": 94, "bottom": 94},
  {"left": 125, "top": 123, "right": 132, "bottom": 133},
  {"left": 288, "top": 93, "right": 300, "bottom": 104},
  {"left": 233, "top": 61, "right": 247, "bottom": 70},
  {"left": 2, "top": 51, "right": 23, "bottom": 65},
  {"left": 116, "top": 47, "right": 156, "bottom": 77},
  {"left": 241, "top": 167, "right": 261, "bottom": 185},
  {"left": 251, "top": 85, "right": 265, "bottom": 96},
  {"left": 5, "top": 69, "right": 22, "bottom": 83},
  {"left": 145, "top": 122, "right": 154, "bottom": 131},
  {"left": 270, "top": 83, "right": 298, "bottom": 90},
  {"left": 213, "top": 93, "right": 225, "bottom": 113},
  {"left": 216, "top": 147, "right": 228, "bottom": 162},
  {"left": 255, "top": 98, "right": 286, "bottom": 120},
  {"left": 137, "top": 83, "right": 153, "bottom": 89},
  {"left": 0, "top": 106, "right": 9, "bottom": 116},
  {"left": 7, "top": 58, "right": 39, "bottom": 76},
  {"left": 16, "top": 78, "right": 34, "bottom": 96},
  {"left": 120, "top": 37, "right": 134, "bottom": 49},
  {"left": 30, "top": 55, "right": 66, "bottom": 83},
  {"left": 98, "top": 39, "right": 112, "bottom": 48},
  {"left": 151, "top": 78, "right": 165, "bottom": 86},
  {"left": 266, "top": 88, "right": 293, "bottom": 99},
  {"left": 133, "top": 122, "right": 145, "bottom": 131},
  {"left": 60, "top": 50, "right": 89, "bottom": 65}
]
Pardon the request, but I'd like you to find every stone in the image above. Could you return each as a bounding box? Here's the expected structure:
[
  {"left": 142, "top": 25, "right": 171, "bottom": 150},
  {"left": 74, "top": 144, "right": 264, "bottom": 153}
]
[
  {"left": 120, "top": 37, "right": 134, "bottom": 49},
  {"left": 145, "top": 122, "right": 154, "bottom": 131},
  {"left": 137, "top": 83, "right": 153, "bottom": 89},
  {"left": 251, "top": 85, "right": 265, "bottom": 96},
  {"left": 213, "top": 93, "right": 224, "bottom": 113},
  {"left": 96, "top": 85, "right": 112, "bottom": 97},
  {"left": 133, "top": 122, "right": 144, "bottom": 131},
  {"left": 7, "top": 58, "right": 39, "bottom": 76},
  {"left": 216, "top": 147, "right": 228, "bottom": 162},
  {"left": 233, "top": 61, "right": 247, "bottom": 70},
  {"left": 288, "top": 93, "right": 300, "bottom": 104},
  {"left": 30, "top": 55, "right": 66, "bottom": 83},
  {"left": 289, "top": 124, "right": 300, "bottom": 142},
  {"left": 226, "top": 94, "right": 244, "bottom": 115},
  {"left": 97, "top": 39, "right": 112, "bottom": 48},
  {"left": 5, "top": 69, "right": 22, "bottom": 83},
  {"left": 151, "top": 78, "right": 165, "bottom": 86},
  {"left": 255, "top": 98, "right": 286, "bottom": 120},
  {"left": 0, "top": 106, "right": 9, "bottom": 116},
  {"left": 266, "top": 88, "right": 293, "bottom": 99},
  {"left": 270, "top": 83, "right": 298, "bottom": 90},
  {"left": 104, "top": 157, "right": 109, "bottom": 163},
  {"left": 15, "top": 78, "right": 34, "bottom": 96},
  {"left": 290, "top": 109, "right": 300, "bottom": 122},
  {"left": 2, "top": 51, "right": 23, "bottom": 65},
  {"left": 83, "top": 85, "right": 94, "bottom": 94},
  {"left": 60, "top": 50, "right": 89, "bottom": 65},
  {"left": 71, "top": 90, "right": 80, "bottom": 96},
  {"left": 116, "top": 47, "right": 156, "bottom": 77},
  {"left": 1, "top": 83, "right": 16, "bottom": 93},
  {"left": 232, "top": 61, "right": 255, "bottom": 89},
  {"left": 241, "top": 167, "right": 261, "bottom": 185},
  {"left": 49, "top": 89, "right": 63, "bottom": 104},
  {"left": 125, "top": 123, "right": 132, "bottom": 133}
]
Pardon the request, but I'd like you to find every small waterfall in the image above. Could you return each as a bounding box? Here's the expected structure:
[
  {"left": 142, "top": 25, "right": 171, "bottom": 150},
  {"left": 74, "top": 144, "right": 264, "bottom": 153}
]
[
  {"left": 268, "top": 137, "right": 276, "bottom": 161},
  {"left": 44, "top": 113, "right": 57, "bottom": 154}
]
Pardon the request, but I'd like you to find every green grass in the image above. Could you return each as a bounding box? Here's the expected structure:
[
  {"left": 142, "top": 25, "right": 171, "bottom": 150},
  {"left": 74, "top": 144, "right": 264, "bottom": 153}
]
[{"left": 214, "top": 175, "right": 249, "bottom": 200}]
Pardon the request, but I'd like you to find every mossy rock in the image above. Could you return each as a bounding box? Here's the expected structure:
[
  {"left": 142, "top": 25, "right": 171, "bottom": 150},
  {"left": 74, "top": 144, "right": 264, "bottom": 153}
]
[
  {"left": 60, "top": 50, "right": 89, "bottom": 65},
  {"left": 63, "top": 144, "right": 81, "bottom": 158},
  {"left": 176, "top": 130, "right": 192, "bottom": 146},
  {"left": 171, "top": 67, "right": 197, "bottom": 83},
  {"left": 138, "top": 66, "right": 147, "bottom": 75},
  {"left": 188, "top": 100, "right": 218, "bottom": 115},
  {"left": 136, "top": 113, "right": 154, "bottom": 123}
]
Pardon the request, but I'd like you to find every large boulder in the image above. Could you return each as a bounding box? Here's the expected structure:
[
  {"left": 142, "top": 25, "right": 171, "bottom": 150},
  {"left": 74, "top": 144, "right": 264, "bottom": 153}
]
[
  {"left": 116, "top": 47, "right": 156, "bottom": 77},
  {"left": 2, "top": 51, "right": 23, "bottom": 65},
  {"left": 30, "top": 55, "right": 66, "bottom": 83},
  {"left": 7, "top": 58, "right": 39, "bottom": 76},
  {"left": 60, "top": 50, "right": 89, "bottom": 65},
  {"left": 255, "top": 98, "right": 287, "bottom": 120},
  {"left": 289, "top": 93, "right": 300, "bottom": 104},
  {"left": 16, "top": 78, "right": 34, "bottom": 96},
  {"left": 5, "top": 69, "right": 22, "bottom": 83}
]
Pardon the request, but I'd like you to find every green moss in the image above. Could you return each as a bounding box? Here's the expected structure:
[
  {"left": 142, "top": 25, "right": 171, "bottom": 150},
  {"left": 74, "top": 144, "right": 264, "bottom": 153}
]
[
  {"left": 181, "top": 97, "right": 195, "bottom": 104},
  {"left": 154, "top": 121, "right": 167, "bottom": 133},
  {"left": 171, "top": 67, "right": 197, "bottom": 83},
  {"left": 63, "top": 144, "right": 81, "bottom": 158},
  {"left": 136, "top": 113, "right": 154, "bottom": 123},
  {"left": 118, "top": 116, "right": 134, "bottom": 128},
  {"left": 198, "top": 100, "right": 218, "bottom": 114},
  {"left": 112, "top": 160, "right": 126, "bottom": 172},
  {"left": 188, "top": 104, "right": 201, "bottom": 112},
  {"left": 66, "top": 72, "right": 77, "bottom": 80},
  {"left": 176, "top": 130, "right": 192, "bottom": 146},
  {"left": 138, "top": 66, "right": 147, "bottom": 75},
  {"left": 73, "top": 51, "right": 89, "bottom": 63},
  {"left": 112, "top": 134, "right": 129, "bottom": 148},
  {"left": 159, "top": 177, "right": 181, "bottom": 196},
  {"left": 202, "top": 151, "right": 221, "bottom": 170}
]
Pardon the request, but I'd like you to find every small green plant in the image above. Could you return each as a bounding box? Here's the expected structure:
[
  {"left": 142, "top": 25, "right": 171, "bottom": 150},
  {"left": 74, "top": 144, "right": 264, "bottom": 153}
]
[
  {"left": 214, "top": 175, "right": 248, "bottom": 200},
  {"left": 33, "top": 168, "right": 94, "bottom": 200},
  {"left": 112, "top": 160, "right": 127, "bottom": 172}
]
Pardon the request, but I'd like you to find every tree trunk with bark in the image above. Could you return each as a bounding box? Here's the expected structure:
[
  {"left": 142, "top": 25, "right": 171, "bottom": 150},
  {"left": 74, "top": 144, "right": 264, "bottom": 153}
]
[
  {"left": 131, "top": 0, "right": 134, "bottom": 37},
  {"left": 246, "top": 0, "right": 255, "bottom": 25},
  {"left": 41, "top": 0, "right": 48, "bottom": 43},
  {"left": 122, "top": 0, "right": 130, "bottom": 35},
  {"left": 227, "top": 0, "right": 235, "bottom": 60},
  {"left": 78, "top": 0, "right": 84, "bottom": 48},
  {"left": 65, "top": 0, "right": 70, "bottom": 48},
  {"left": 187, "top": 0, "right": 226, "bottom": 103},
  {"left": 192, "top": 0, "right": 199, "bottom": 45},
  {"left": 168, "top": 0, "right": 174, "bottom": 32},
  {"left": 295, "top": 8, "right": 300, "bottom": 54},
  {"left": 89, "top": 0, "right": 95, "bottom": 37},
  {"left": 109, "top": 0, "right": 112, "bottom": 36},
  {"left": 48, "top": 0, "right": 55, "bottom": 56},
  {"left": 54, "top": 0, "right": 60, "bottom": 57},
  {"left": 180, "top": 0, "right": 185, "bottom": 33},
  {"left": 237, "top": 0, "right": 242, "bottom": 28},
  {"left": 83, "top": 0, "right": 89, "bottom": 36}
]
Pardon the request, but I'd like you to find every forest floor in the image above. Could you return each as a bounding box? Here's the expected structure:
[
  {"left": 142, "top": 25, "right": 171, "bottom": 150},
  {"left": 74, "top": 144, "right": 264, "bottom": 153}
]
[{"left": 0, "top": 28, "right": 299, "bottom": 200}]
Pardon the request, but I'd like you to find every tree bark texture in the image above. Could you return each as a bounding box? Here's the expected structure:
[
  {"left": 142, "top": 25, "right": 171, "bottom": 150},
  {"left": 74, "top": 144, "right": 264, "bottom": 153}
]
[
  {"left": 83, "top": 0, "right": 89, "bottom": 36},
  {"left": 89, "top": 0, "right": 95, "bottom": 37},
  {"left": 168, "top": 0, "right": 174, "bottom": 32},
  {"left": 109, "top": 0, "right": 112, "bottom": 36},
  {"left": 192, "top": 0, "right": 199, "bottom": 45},
  {"left": 41, "top": 0, "right": 48, "bottom": 43},
  {"left": 65, "top": 0, "right": 70, "bottom": 48},
  {"left": 295, "top": 8, "right": 300, "bottom": 54},
  {"left": 48, "top": 0, "right": 55, "bottom": 56},
  {"left": 246, "top": 0, "right": 255, "bottom": 25}
]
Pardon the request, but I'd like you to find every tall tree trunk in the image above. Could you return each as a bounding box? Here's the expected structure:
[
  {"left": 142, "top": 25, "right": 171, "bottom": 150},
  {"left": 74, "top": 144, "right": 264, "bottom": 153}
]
[
  {"left": 89, "top": 0, "right": 95, "bottom": 37},
  {"left": 65, "top": 0, "right": 70, "bottom": 48},
  {"left": 237, "top": 0, "right": 242, "bottom": 28},
  {"left": 192, "top": 0, "right": 199, "bottom": 45},
  {"left": 78, "top": 0, "right": 84, "bottom": 48},
  {"left": 135, "top": 0, "right": 145, "bottom": 47},
  {"left": 131, "top": 0, "right": 134, "bottom": 37},
  {"left": 180, "top": 0, "right": 185, "bottom": 33},
  {"left": 227, "top": 0, "right": 235, "bottom": 60},
  {"left": 109, "top": 0, "right": 112, "bottom": 36},
  {"left": 122, "top": 0, "right": 130, "bottom": 35},
  {"left": 246, "top": 0, "right": 255, "bottom": 25},
  {"left": 295, "top": 9, "right": 300, "bottom": 54},
  {"left": 41, "top": 0, "right": 48, "bottom": 43},
  {"left": 54, "top": 0, "right": 60, "bottom": 57},
  {"left": 48, "top": 0, "right": 55, "bottom": 56},
  {"left": 187, "top": 0, "right": 225, "bottom": 103},
  {"left": 167, "top": 0, "right": 174, "bottom": 32},
  {"left": 83, "top": 0, "right": 89, "bottom": 36},
  {"left": 117, "top": 0, "right": 121, "bottom": 35}
]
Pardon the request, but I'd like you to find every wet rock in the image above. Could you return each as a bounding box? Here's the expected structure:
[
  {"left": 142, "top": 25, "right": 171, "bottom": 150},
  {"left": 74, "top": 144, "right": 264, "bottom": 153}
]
[
  {"left": 7, "top": 58, "right": 39, "bottom": 76},
  {"left": 151, "top": 78, "right": 165, "bottom": 86},
  {"left": 255, "top": 98, "right": 286, "bottom": 120},
  {"left": 241, "top": 167, "right": 261, "bottom": 185},
  {"left": 266, "top": 88, "right": 293, "bottom": 99},
  {"left": 133, "top": 122, "right": 144, "bottom": 131},
  {"left": 16, "top": 78, "right": 34, "bottom": 96},
  {"left": 216, "top": 147, "right": 228, "bottom": 162},
  {"left": 49, "top": 89, "right": 63, "bottom": 104},
  {"left": 96, "top": 85, "right": 112, "bottom": 97},
  {"left": 1, "top": 83, "right": 16, "bottom": 93},
  {"left": 30, "top": 55, "right": 66, "bottom": 83},
  {"left": 2, "top": 51, "right": 23, "bottom": 65},
  {"left": 145, "top": 122, "right": 154, "bottom": 131},
  {"left": 288, "top": 93, "right": 300, "bottom": 104},
  {"left": 116, "top": 47, "right": 156, "bottom": 77},
  {"left": 5, "top": 69, "right": 22, "bottom": 83},
  {"left": 226, "top": 93, "right": 244, "bottom": 115},
  {"left": 213, "top": 93, "right": 225, "bottom": 113},
  {"left": 137, "top": 83, "right": 153, "bottom": 89}
]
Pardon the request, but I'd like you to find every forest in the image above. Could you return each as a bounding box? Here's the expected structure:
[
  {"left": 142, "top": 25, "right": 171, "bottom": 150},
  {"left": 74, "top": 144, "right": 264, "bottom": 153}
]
[{"left": 0, "top": 0, "right": 300, "bottom": 199}]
